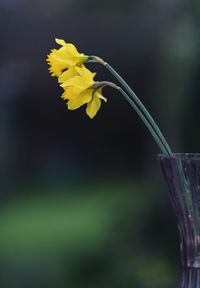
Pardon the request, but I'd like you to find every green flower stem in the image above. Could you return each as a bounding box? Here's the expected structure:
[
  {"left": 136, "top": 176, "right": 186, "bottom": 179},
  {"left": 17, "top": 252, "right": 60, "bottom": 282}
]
[
  {"left": 88, "top": 56, "right": 173, "bottom": 156},
  {"left": 105, "top": 63, "right": 173, "bottom": 156},
  {"left": 119, "top": 88, "right": 168, "bottom": 155}
]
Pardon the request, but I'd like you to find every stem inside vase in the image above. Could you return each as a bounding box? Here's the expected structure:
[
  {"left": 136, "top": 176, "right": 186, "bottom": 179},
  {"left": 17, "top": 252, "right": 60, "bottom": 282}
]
[{"left": 159, "top": 153, "right": 200, "bottom": 288}]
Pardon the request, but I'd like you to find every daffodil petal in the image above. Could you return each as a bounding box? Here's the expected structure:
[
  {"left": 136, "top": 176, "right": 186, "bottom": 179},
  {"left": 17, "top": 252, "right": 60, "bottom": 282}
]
[
  {"left": 66, "top": 43, "right": 78, "bottom": 56},
  {"left": 97, "top": 94, "right": 107, "bottom": 102},
  {"left": 58, "top": 67, "right": 79, "bottom": 83},
  {"left": 95, "top": 88, "right": 107, "bottom": 102},
  {"left": 55, "top": 38, "right": 67, "bottom": 46},
  {"left": 61, "top": 87, "right": 82, "bottom": 100},
  {"left": 61, "top": 76, "right": 92, "bottom": 89},
  {"left": 75, "top": 66, "right": 96, "bottom": 82},
  {"left": 67, "top": 89, "right": 93, "bottom": 110},
  {"left": 86, "top": 94, "right": 101, "bottom": 119},
  {"left": 53, "top": 47, "right": 74, "bottom": 63}
]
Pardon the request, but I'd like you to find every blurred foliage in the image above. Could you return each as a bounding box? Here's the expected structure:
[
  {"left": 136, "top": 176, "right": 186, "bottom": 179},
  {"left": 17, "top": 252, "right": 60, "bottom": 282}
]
[{"left": 0, "top": 178, "right": 178, "bottom": 287}]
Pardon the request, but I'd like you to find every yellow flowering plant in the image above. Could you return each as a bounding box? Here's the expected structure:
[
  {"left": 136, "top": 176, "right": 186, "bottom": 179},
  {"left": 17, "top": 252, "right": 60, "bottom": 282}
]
[
  {"left": 47, "top": 38, "right": 89, "bottom": 77},
  {"left": 59, "top": 65, "right": 107, "bottom": 119},
  {"left": 47, "top": 38, "right": 173, "bottom": 157}
]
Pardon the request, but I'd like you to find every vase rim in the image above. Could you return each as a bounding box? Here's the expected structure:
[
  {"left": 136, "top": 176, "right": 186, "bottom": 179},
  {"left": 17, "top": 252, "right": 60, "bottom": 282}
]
[{"left": 158, "top": 153, "right": 200, "bottom": 160}]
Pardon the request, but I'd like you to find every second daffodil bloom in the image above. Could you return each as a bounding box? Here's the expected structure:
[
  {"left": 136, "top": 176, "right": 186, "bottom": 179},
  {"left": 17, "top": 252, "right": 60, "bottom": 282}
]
[
  {"left": 46, "top": 38, "right": 89, "bottom": 77},
  {"left": 60, "top": 65, "right": 107, "bottom": 119}
]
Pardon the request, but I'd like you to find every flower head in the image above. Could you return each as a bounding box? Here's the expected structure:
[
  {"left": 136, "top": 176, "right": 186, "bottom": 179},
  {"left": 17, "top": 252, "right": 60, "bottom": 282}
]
[
  {"left": 60, "top": 65, "right": 107, "bottom": 118},
  {"left": 46, "top": 38, "right": 89, "bottom": 77}
]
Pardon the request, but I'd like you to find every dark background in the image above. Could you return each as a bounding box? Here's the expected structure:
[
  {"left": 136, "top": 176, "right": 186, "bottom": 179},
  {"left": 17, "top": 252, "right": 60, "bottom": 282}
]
[{"left": 0, "top": 0, "right": 200, "bottom": 287}]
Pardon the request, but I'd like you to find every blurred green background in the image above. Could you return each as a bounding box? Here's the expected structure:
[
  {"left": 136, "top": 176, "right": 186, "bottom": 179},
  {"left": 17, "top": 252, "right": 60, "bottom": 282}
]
[{"left": 0, "top": 0, "right": 200, "bottom": 287}]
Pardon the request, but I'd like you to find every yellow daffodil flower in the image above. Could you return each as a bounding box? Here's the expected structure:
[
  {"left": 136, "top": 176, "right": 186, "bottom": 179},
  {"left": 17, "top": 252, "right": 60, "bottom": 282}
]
[
  {"left": 46, "top": 38, "right": 89, "bottom": 77},
  {"left": 46, "top": 39, "right": 173, "bottom": 157},
  {"left": 60, "top": 65, "right": 107, "bottom": 118}
]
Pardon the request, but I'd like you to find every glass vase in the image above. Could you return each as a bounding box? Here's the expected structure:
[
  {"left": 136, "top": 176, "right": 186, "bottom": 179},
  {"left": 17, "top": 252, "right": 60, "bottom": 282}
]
[{"left": 158, "top": 153, "right": 200, "bottom": 288}]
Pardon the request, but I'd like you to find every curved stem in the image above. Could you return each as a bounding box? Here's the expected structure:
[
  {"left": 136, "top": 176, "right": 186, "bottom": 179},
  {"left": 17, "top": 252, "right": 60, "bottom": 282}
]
[
  {"left": 105, "top": 63, "right": 173, "bottom": 156},
  {"left": 119, "top": 88, "right": 168, "bottom": 155},
  {"left": 88, "top": 56, "right": 173, "bottom": 156}
]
